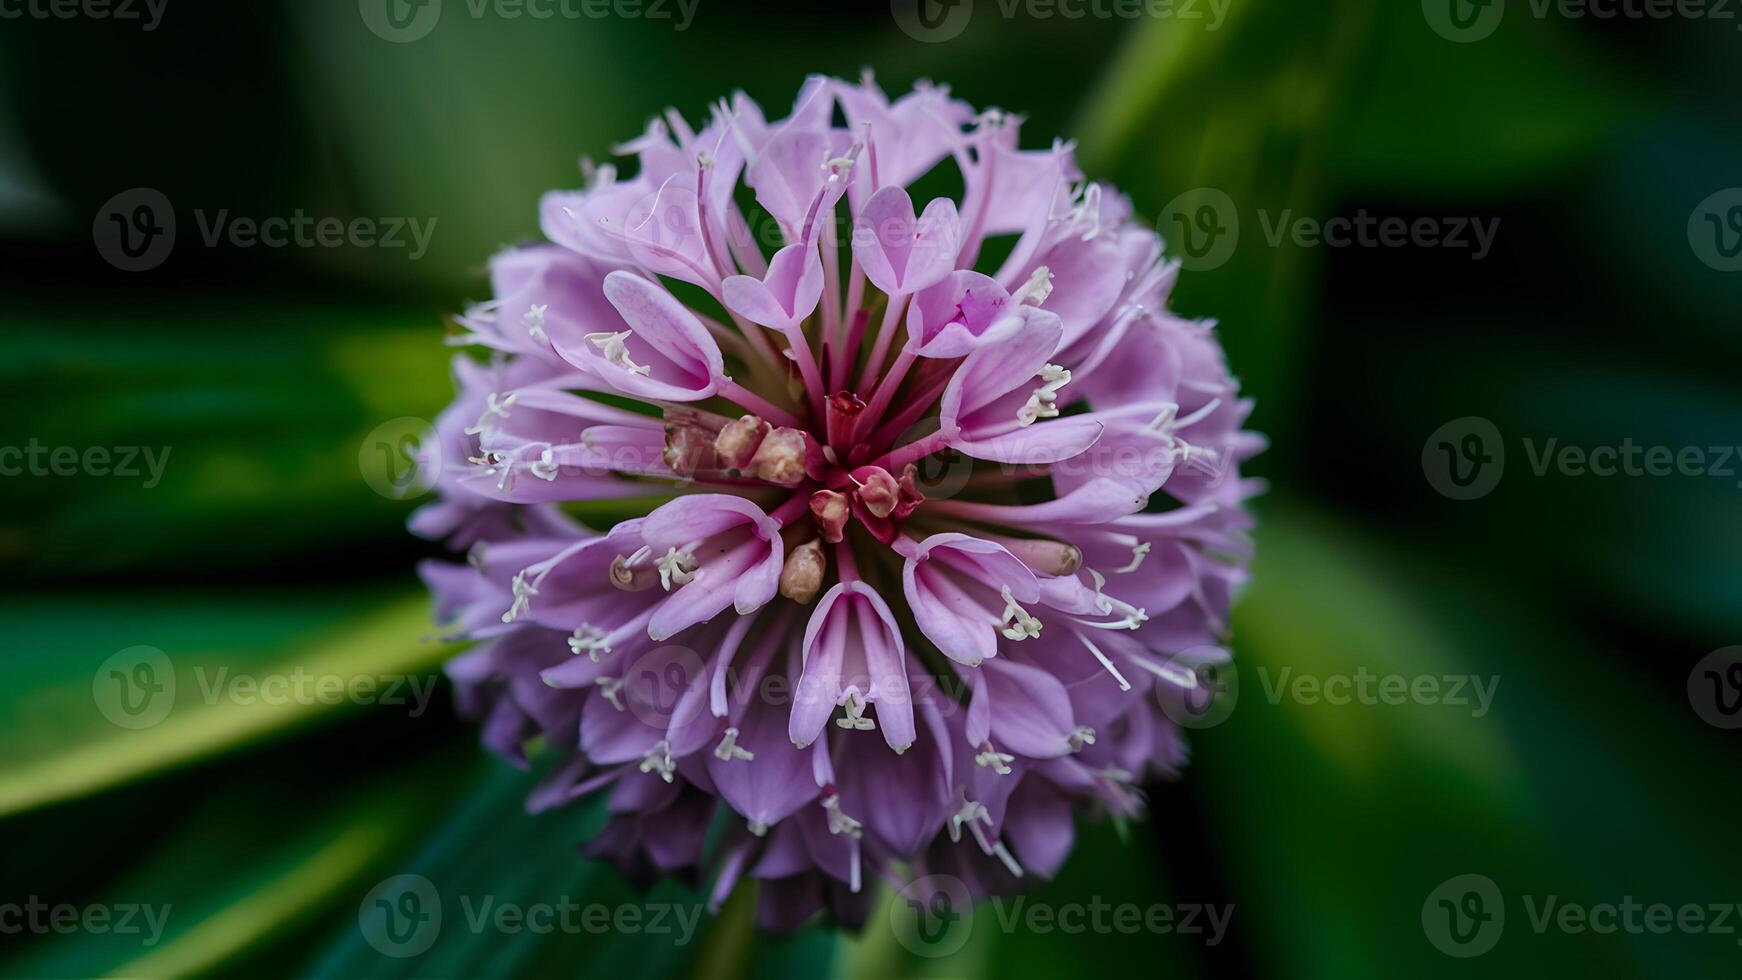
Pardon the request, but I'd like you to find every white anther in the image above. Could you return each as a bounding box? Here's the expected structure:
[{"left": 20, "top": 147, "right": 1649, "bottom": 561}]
[
  {"left": 747, "top": 820, "right": 769, "bottom": 837},
  {"left": 821, "top": 794, "right": 862, "bottom": 839},
  {"left": 521, "top": 304, "right": 549, "bottom": 342},
  {"left": 567, "top": 624, "right": 611, "bottom": 660},
  {"left": 529, "top": 446, "right": 560, "bottom": 482},
  {"left": 501, "top": 568, "right": 540, "bottom": 623},
  {"left": 1013, "top": 265, "right": 1054, "bottom": 307},
  {"left": 463, "top": 391, "right": 518, "bottom": 436},
  {"left": 713, "top": 726, "right": 755, "bottom": 761},
  {"left": 999, "top": 585, "right": 1043, "bottom": 641},
  {"left": 1082, "top": 569, "right": 1148, "bottom": 630},
  {"left": 655, "top": 547, "right": 698, "bottom": 590},
  {"left": 836, "top": 693, "right": 876, "bottom": 731},
  {"left": 1016, "top": 364, "right": 1070, "bottom": 427},
  {"left": 975, "top": 742, "right": 1015, "bottom": 775},
  {"left": 638, "top": 740, "right": 676, "bottom": 783},
  {"left": 595, "top": 675, "right": 626, "bottom": 711},
  {"left": 1067, "top": 726, "right": 1097, "bottom": 751},
  {"left": 586, "top": 330, "right": 652, "bottom": 376},
  {"left": 1112, "top": 541, "right": 1151, "bottom": 574},
  {"left": 948, "top": 798, "right": 992, "bottom": 843}
]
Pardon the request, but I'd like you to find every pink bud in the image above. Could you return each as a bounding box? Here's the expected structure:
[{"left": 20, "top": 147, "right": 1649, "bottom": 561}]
[
  {"left": 714, "top": 415, "right": 771, "bottom": 472},
  {"left": 750, "top": 427, "right": 807, "bottom": 484},
  {"left": 852, "top": 465, "right": 901, "bottom": 519},
  {"left": 810, "top": 490, "right": 849, "bottom": 543},
  {"left": 778, "top": 539, "right": 827, "bottom": 604}
]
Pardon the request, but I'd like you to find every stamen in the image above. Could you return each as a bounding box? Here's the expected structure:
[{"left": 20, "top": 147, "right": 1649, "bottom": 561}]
[
  {"left": 948, "top": 797, "right": 992, "bottom": 843},
  {"left": 713, "top": 726, "right": 755, "bottom": 761},
  {"left": 975, "top": 741, "right": 1015, "bottom": 775},
  {"left": 1067, "top": 726, "right": 1097, "bottom": 751},
  {"left": 835, "top": 692, "right": 876, "bottom": 731},
  {"left": 595, "top": 676, "right": 626, "bottom": 711},
  {"left": 1073, "top": 632, "right": 1132, "bottom": 692},
  {"left": 586, "top": 330, "right": 652, "bottom": 376},
  {"left": 463, "top": 392, "right": 517, "bottom": 436},
  {"left": 501, "top": 569, "right": 540, "bottom": 623},
  {"left": 821, "top": 794, "right": 863, "bottom": 839},
  {"left": 568, "top": 624, "right": 611, "bottom": 660},
  {"left": 521, "top": 304, "right": 548, "bottom": 342},
  {"left": 528, "top": 447, "right": 560, "bottom": 482},
  {"left": 638, "top": 740, "right": 677, "bottom": 783},
  {"left": 1112, "top": 541, "right": 1152, "bottom": 574},
  {"left": 655, "top": 547, "right": 699, "bottom": 590},
  {"left": 1013, "top": 265, "right": 1054, "bottom": 306},
  {"left": 1083, "top": 570, "right": 1149, "bottom": 630},
  {"left": 999, "top": 586, "right": 1043, "bottom": 640},
  {"left": 1016, "top": 364, "right": 1070, "bottom": 427}
]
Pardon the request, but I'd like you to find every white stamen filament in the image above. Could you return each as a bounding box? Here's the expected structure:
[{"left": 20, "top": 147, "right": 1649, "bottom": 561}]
[
  {"left": 502, "top": 569, "right": 540, "bottom": 623},
  {"left": 463, "top": 391, "right": 517, "bottom": 437},
  {"left": 529, "top": 446, "right": 560, "bottom": 482},
  {"left": 976, "top": 742, "right": 1015, "bottom": 775},
  {"left": 521, "top": 304, "right": 548, "bottom": 342},
  {"left": 836, "top": 693, "right": 876, "bottom": 731},
  {"left": 1073, "top": 631, "right": 1132, "bottom": 692},
  {"left": 1083, "top": 569, "right": 1149, "bottom": 630},
  {"left": 595, "top": 676, "right": 625, "bottom": 711},
  {"left": 1016, "top": 364, "right": 1070, "bottom": 427},
  {"left": 713, "top": 727, "right": 754, "bottom": 761},
  {"left": 655, "top": 547, "right": 698, "bottom": 590},
  {"left": 1067, "top": 726, "right": 1097, "bottom": 751},
  {"left": 948, "top": 797, "right": 991, "bottom": 843},
  {"left": 1112, "top": 541, "right": 1151, "bottom": 574},
  {"left": 586, "top": 330, "right": 652, "bottom": 376},
  {"left": 822, "top": 794, "right": 862, "bottom": 839},
  {"left": 568, "top": 624, "right": 611, "bottom": 660},
  {"left": 1013, "top": 265, "right": 1054, "bottom": 306},
  {"left": 999, "top": 586, "right": 1043, "bottom": 641},
  {"left": 638, "top": 740, "right": 676, "bottom": 783}
]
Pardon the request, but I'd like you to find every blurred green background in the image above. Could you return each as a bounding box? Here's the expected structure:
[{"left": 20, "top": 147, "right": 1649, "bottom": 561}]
[{"left": 2, "top": 0, "right": 1740, "bottom": 976}]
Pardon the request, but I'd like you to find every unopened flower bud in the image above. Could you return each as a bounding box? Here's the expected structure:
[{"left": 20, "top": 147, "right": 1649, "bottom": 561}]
[
  {"left": 750, "top": 426, "right": 807, "bottom": 484},
  {"left": 779, "top": 539, "right": 827, "bottom": 604},
  {"left": 999, "top": 538, "right": 1083, "bottom": 576},
  {"left": 714, "top": 415, "right": 771, "bottom": 472},
  {"left": 810, "top": 490, "right": 849, "bottom": 543},
  {"left": 852, "top": 465, "right": 901, "bottom": 518}
]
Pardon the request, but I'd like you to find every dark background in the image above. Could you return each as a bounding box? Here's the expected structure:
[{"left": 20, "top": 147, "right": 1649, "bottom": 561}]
[{"left": 2, "top": 0, "right": 1740, "bottom": 976}]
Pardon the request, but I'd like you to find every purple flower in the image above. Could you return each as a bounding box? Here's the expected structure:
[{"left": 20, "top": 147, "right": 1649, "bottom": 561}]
[{"left": 415, "top": 73, "right": 1263, "bottom": 932}]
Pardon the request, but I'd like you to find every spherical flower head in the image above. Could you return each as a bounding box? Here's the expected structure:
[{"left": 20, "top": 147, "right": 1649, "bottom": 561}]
[{"left": 415, "top": 72, "right": 1264, "bottom": 932}]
